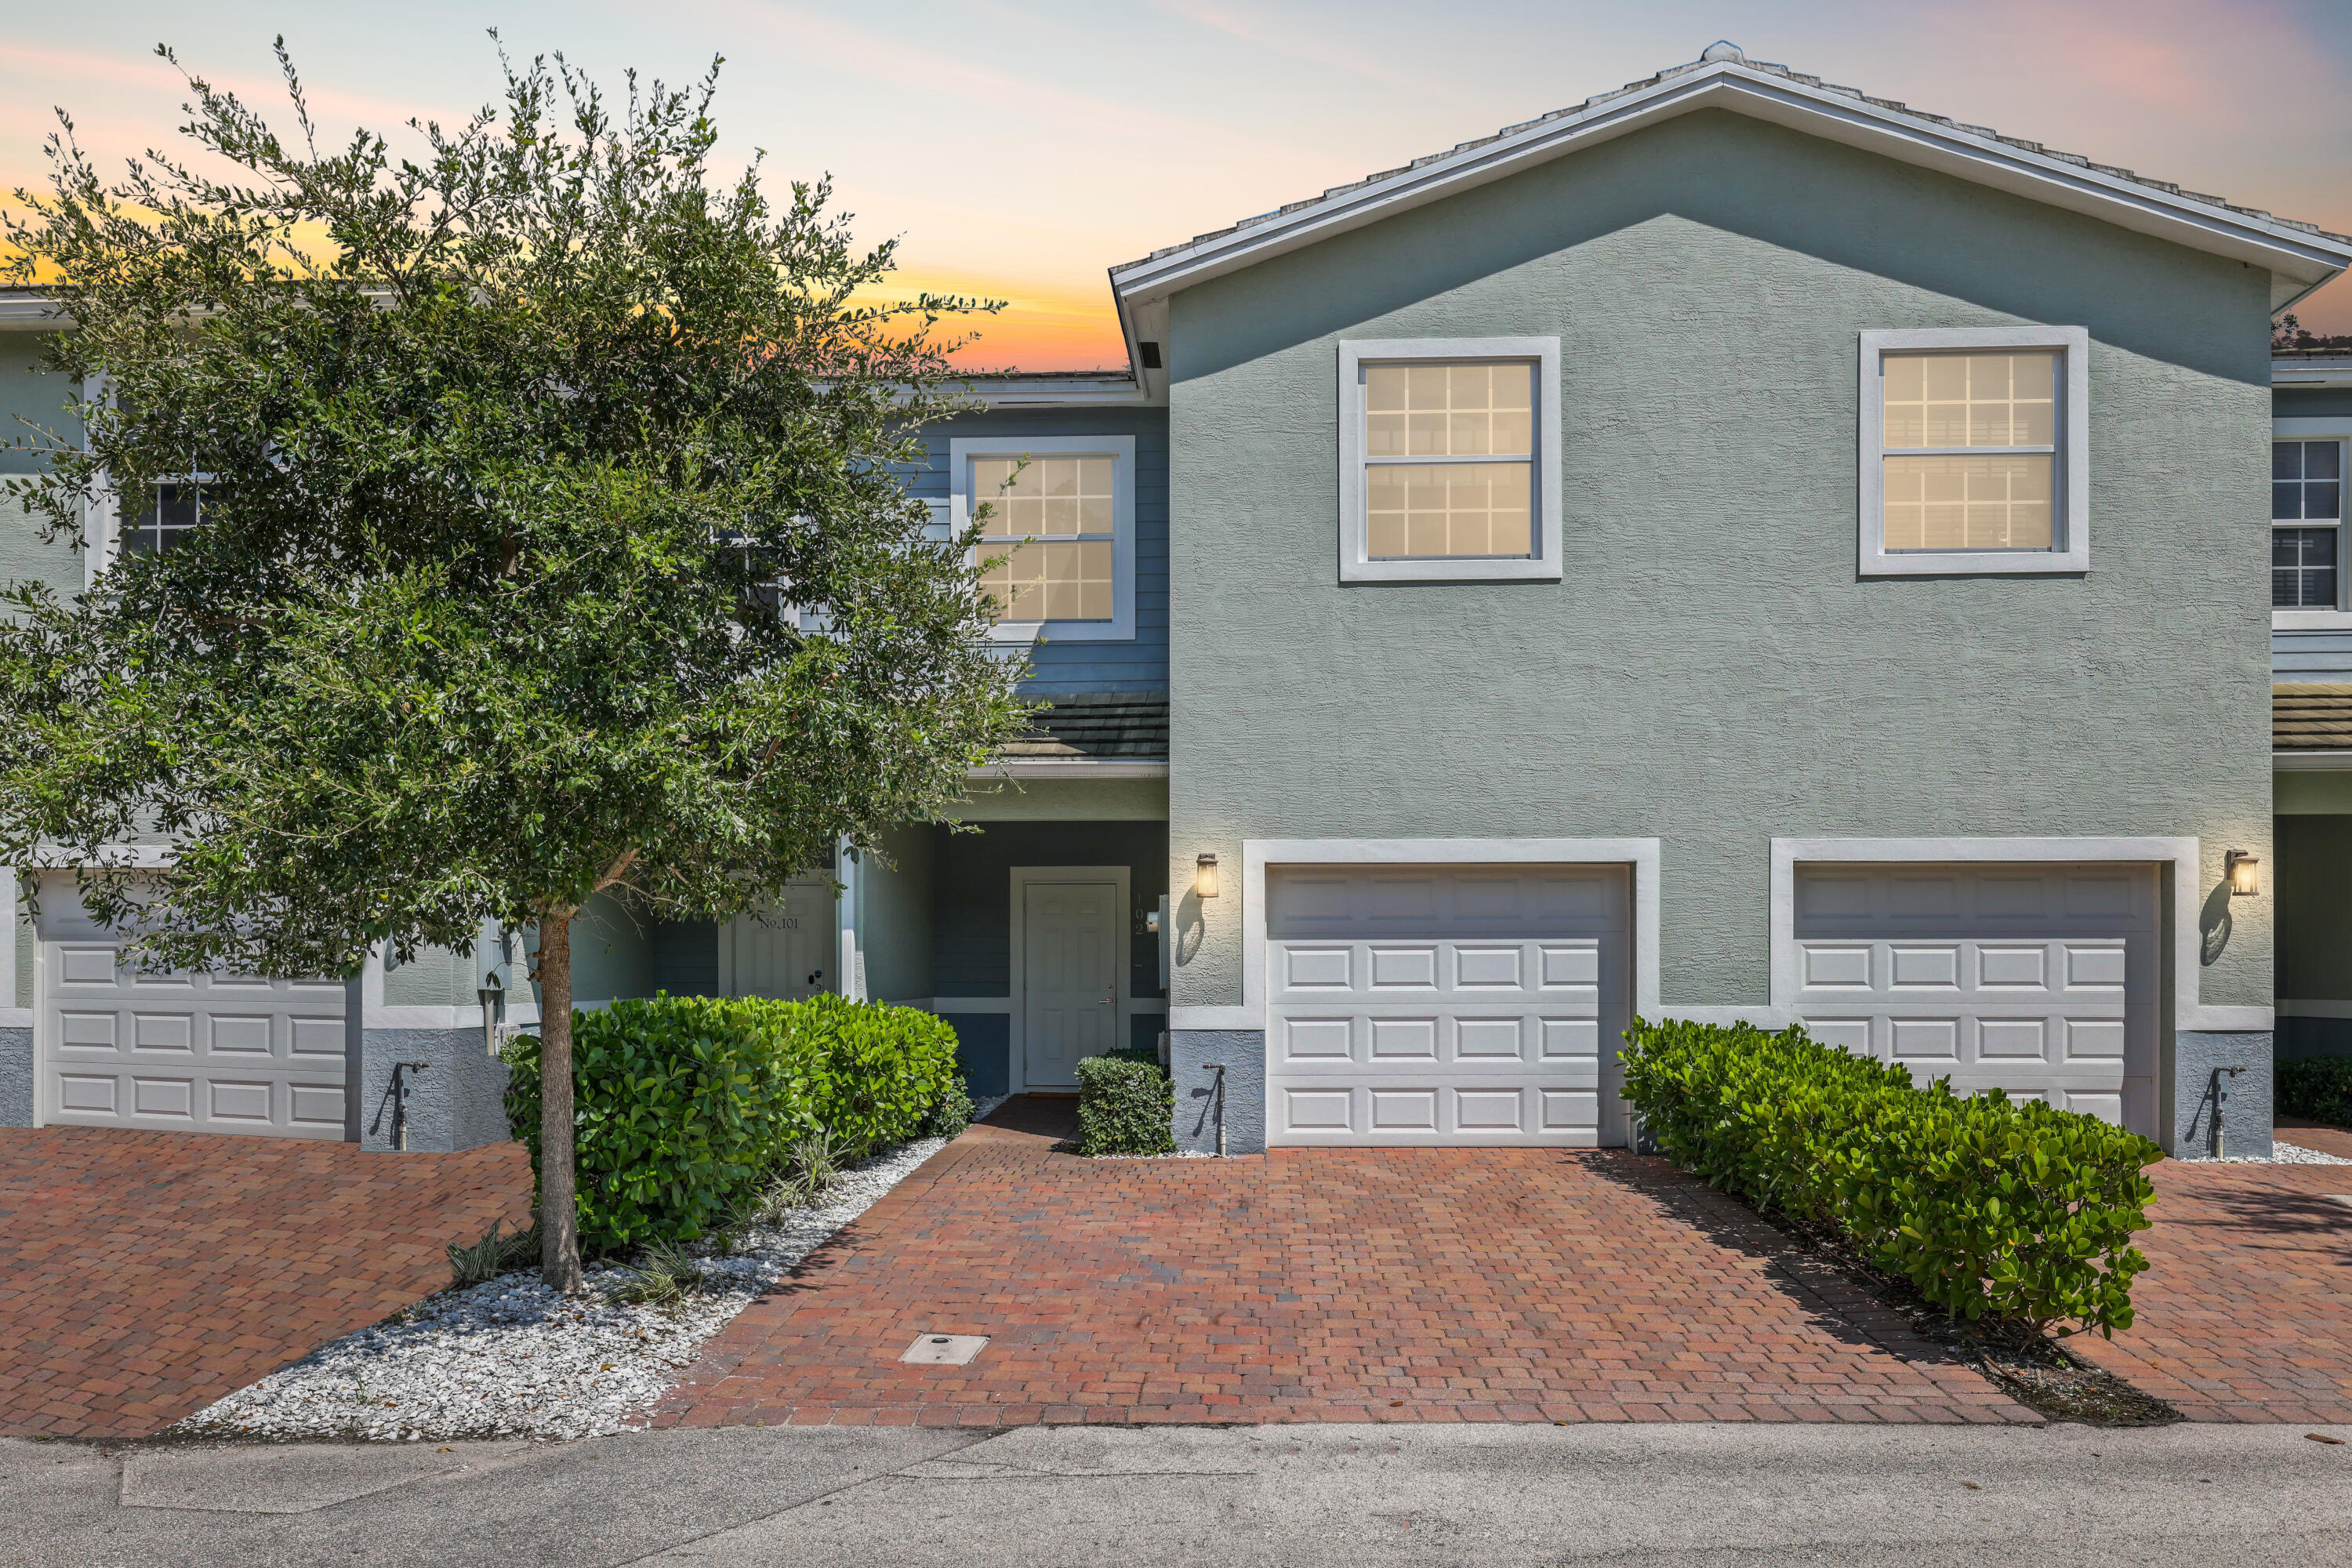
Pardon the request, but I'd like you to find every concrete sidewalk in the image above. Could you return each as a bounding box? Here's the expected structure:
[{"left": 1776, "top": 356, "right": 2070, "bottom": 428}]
[{"left": 8, "top": 1421, "right": 2350, "bottom": 1567}]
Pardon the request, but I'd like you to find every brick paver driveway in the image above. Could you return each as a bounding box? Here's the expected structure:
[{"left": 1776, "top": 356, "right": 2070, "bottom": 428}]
[
  {"left": 0, "top": 1127, "right": 532, "bottom": 1440},
  {"left": 659, "top": 1098, "right": 2034, "bottom": 1429},
  {"left": 2074, "top": 1138, "right": 2352, "bottom": 1424}
]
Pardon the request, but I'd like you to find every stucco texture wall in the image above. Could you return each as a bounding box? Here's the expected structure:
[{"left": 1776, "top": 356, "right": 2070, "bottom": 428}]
[{"left": 1166, "top": 108, "right": 2275, "bottom": 1016}]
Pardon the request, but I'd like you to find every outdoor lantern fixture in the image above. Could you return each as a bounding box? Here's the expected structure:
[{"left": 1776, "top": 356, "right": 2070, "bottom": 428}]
[
  {"left": 1195, "top": 852, "right": 1220, "bottom": 899},
  {"left": 2226, "top": 850, "right": 2261, "bottom": 898}
]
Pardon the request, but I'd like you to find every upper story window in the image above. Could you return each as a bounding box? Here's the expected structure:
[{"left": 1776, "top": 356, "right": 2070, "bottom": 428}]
[
  {"left": 122, "top": 480, "right": 205, "bottom": 556},
  {"left": 1857, "top": 326, "right": 2089, "bottom": 576},
  {"left": 2274, "top": 438, "right": 2342, "bottom": 611},
  {"left": 1338, "top": 337, "right": 1562, "bottom": 583},
  {"left": 950, "top": 434, "right": 1136, "bottom": 642}
]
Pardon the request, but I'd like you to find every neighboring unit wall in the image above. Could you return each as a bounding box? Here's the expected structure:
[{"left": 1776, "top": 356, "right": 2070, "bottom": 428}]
[
  {"left": 1165, "top": 109, "right": 2274, "bottom": 1143},
  {"left": 909, "top": 406, "right": 1169, "bottom": 696},
  {"left": 0, "top": 333, "right": 83, "bottom": 600},
  {"left": 860, "top": 825, "right": 935, "bottom": 1005},
  {"left": 2276, "top": 804, "right": 2352, "bottom": 1062},
  {"left": 929, "top": 816, "right": 1170, "bottom": 1094}
]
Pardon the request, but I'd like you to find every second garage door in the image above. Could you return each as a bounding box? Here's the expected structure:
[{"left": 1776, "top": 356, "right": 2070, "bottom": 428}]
[
  {"left": 1791, "top": 862, "right": 2159, "bottom": 1135},
  {"left": 1265, "top": 863, "right": 1630, "bottom": 1146}
]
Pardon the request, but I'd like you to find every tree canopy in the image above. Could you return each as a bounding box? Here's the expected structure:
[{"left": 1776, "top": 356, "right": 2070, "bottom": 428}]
[{"left": 0, "top": 38, "right": 1027, "bottom": 1286}]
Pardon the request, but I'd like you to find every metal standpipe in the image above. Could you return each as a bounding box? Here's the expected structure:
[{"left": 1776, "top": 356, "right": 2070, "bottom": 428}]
[
  {"left": 368, "top": 1061, "right": 432, "bottom": 1151},
  {"left": 1204, "top": 1062, "right": 1227, "bottom": 1157},
  {"left": 2212, "top": 1064, "right": 2246, "bottom": 1160}
]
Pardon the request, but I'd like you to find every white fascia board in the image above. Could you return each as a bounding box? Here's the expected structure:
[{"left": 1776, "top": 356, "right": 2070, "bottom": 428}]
[
  {"left": 971, "top": 760, "right": 1170, "bottom": 780},
  {"left": 0, "top": 296, "right": 71, "bottom": 330},
  {"left": 946, "top": 375, "right": 1151, "bottom": 408},
  {"left": 1769, "top": 837, "right": 2270, "bottom": 1033},
  {"left": 1111, "top": 65, "right": 2351, "bottom": 320},
  {"left": 2275, "top": 750, "right": 2352, "bottom": 771}
]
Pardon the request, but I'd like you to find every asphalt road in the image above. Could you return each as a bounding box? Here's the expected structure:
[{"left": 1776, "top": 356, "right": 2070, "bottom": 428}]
[{"left": 6, "top": 1421, "right": 2351, "bottom": 1567}]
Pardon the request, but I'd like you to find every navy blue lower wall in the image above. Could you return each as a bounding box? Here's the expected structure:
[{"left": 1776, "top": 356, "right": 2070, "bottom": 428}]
[
  {"left": 929, "top": 819, "right": 1169, "bottom": 1004},
  {"left": 941, "top": 1013, "right": 1011, "bottom": 1097},
  {"left": 651, "top": 920, "right": 717, "bottom": 996},
  {"left": 2279, "top": 1014, "right": 2352, "bottom": 1061}
]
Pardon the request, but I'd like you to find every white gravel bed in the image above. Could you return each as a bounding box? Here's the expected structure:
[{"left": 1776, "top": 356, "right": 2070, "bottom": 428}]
[
  {"left": 2209, "top": 1138, "right": 2352, "bottom": 1165},
  {"left": 173, "top": 1099, "right": 1006, "bottom": 1445}
]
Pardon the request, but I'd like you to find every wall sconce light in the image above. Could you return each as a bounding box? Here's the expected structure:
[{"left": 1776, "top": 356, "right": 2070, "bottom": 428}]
[
  {"left": 1195, "top": 852, "right": 1220, "bottom": 899},
  {"left": 2225, "top": 850, "right": 2261, "bottom": 898},
  {"left": 477, "top": 968, "right": 506, "bottom": 1056}
]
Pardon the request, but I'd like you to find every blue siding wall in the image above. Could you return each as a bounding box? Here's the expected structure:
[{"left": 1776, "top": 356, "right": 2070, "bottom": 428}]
[
  {"left": 2276, "top": 385, "right": 2352, "bottom": 419},
  {"left": 939, "top": 1013, "right": 1011, "bottom": 1096},
  {"left": 927, "top": 818, "right": 1169, "bottom": 1004},
  {"left": 908, "top": 406, "right": 1169, "bottom": 697}
]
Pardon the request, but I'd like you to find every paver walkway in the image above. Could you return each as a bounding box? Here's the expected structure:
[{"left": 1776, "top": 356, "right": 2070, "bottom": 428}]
[
  {"left": 659, "top": 1098, "right": 2034, "bottom": 1428},
  {"left": 0, "top": 1127, "right": 532, "bottom": 1440},
  {"left": 2073, "top": 1152, "right": 2352, "bottom": 1424}
]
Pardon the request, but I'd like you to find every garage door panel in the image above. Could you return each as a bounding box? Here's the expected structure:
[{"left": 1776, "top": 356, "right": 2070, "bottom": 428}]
[
  {"left": 1367, "top": 945, "right": 1437, "bottom": 990},
  {"left": 1283, "top": 945, "right": 1355, "bottom": 989},
  {"left": 42, "top": 942, "right": 347, "bottom": 1140},
  {"left": 1802, "top": 944, "right": 1873, "bottom": 989},
  {"left": 1793, "top": 864, "right": 2157, "bottom": 1138},
  {"left": 1267, "top": 865, "right": 1628, "bottom": 1147},
  {"left": 1889, "top": 945, "right": 1962, "bottom": 990}
]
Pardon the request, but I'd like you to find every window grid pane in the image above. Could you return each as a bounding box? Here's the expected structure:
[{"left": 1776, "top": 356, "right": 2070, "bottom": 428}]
[
  {"left": 1365, "top": 362, "right": 1534, "bottom": 459},
  {"left": 2274, "top": 441, "right": 2343, "bottom": 522},
  {"left": 2274, "top": 525, "right": 2338, "bottom": 609},
  {"left": 1882, "top": 455, "right": 2053, "bottom": 551},
  {"left": 1882, "top": 351, "right": 2056, "bottom": 450},
  {"left": 1366, "top": 461, "right": 1533, "bottom": 559},
  {"left": 971, "top": 453, "right": 1116, "bottom": 622},
  {"left": 123, "top": 481, "right": 201, "bottom": 555}
]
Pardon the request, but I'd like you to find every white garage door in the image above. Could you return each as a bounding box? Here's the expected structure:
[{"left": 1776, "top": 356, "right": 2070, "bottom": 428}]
[
  {"left": 1791, "top": 863, "right": 2158, "bottom": 1134},
  {"left": 1265, "top": 864, "right": 1630, "bottom": 1146},
  {"left": 43, "top": 942, "right": 349, "bottom": 1138}
]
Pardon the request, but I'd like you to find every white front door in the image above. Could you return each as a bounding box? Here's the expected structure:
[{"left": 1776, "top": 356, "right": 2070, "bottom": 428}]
[
  {"left": 1265, "top": 864, "right": 1632, "bottom": 1146},
  {"left": 721, "top": 877, "right": 836, "bottom": 1000},
  {"left": 1791, "top": 863, "right": 2160, "bottom": 1134},
  {"left": 42, "top": 942, "right": 348, "bottom": 1139},
  {"left": 1021, "top": 881, "right": 1120, "bottom": 1089}
]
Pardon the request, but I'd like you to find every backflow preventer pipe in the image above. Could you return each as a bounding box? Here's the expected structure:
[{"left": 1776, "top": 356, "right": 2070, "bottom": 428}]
[
  {"left": 1204, "top": 1063, "right": 1226, "bottom": 1157},
  {"left": 2212, "top": 1064, "right": 2246, "bottom": 1160}
]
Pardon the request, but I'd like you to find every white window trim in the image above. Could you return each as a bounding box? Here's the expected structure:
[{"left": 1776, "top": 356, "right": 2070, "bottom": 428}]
[
  {"left": 2271, "top": 419, "right": 2352, "bottom": 627},
  {"left": 1007, "top": 863, "right": 1133, "bottom": 1094},
  {"left": 79, "top": 373, "right": 117, "bottom": 590},
  {"left": 949, "top": 434, "right": 1136, "bottom": 643},
  {"left": 1337, "top": 336, "right": 1563, "bottom": 583},
  {"left": 1167, "top": 837, "right": 1660, "bottom": 1032},
  {"left": 1769, "top": 837, "right": 2270, "bottom": 1034},
  {"left": 1857, "top": 326, "right": 2090, "bottom": 576}
]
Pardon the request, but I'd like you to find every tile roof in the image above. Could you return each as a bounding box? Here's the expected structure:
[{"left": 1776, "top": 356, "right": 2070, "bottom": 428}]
[
  {"left": 1119, "top": 43, "right": 2351, "bottom": 274},
  {"left": 2274, "top": 684, "right": 2352, "bottom": 752},
  {"left": 1002, "top": 691, "right": 1168, "bottom": 760}
]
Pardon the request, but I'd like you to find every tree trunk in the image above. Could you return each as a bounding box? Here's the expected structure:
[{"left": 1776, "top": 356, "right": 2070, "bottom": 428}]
[{"left": 536, "top": 910, "right": 584, "bottom": 1293}]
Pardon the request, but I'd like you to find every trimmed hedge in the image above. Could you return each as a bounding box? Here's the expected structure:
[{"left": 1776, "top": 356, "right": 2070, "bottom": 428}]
[
  {"left": 506, "top": 993, "right": 965, "bottom": 1250},
  {"left": 2278, "top": 1056, "right": 2352, "bottom": 1129},
  {"left": 1619, "top": 1018, "right": 2161, "bottom": 1338},
  {"left": 1076, "top": 1047, "right": 1174, "bottom": 1156}
]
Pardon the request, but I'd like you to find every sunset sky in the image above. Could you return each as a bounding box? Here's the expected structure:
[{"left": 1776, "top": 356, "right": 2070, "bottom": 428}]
[{"left": 4, "top": 1, "right": 2347, "bottom": 368}]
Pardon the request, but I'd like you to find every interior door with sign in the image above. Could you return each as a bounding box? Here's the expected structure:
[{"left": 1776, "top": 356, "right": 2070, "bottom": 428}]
[{"left": 1022, "top": 881, "right": 1120, "bottom": 1089}]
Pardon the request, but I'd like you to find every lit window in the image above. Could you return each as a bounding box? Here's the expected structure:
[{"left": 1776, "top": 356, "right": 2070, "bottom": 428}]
[
  {"left": 1858, "top": 327, "right": 2089, "bottom": 575},
  {"left": 973, "top": 456, "right": 1115, "bottom": 622},
  {"left": 1338, "top": 337, "right": 1562, "bottom": 583},
  {"left": 1363, "top": 363, "right": 1534, "bottom": 559},
  {"left": 949, "top": 435, "right": 1136, "bottom": 641}
]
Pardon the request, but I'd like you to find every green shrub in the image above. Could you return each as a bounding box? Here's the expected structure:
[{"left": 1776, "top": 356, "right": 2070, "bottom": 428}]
[
  {"left": 505, "top": 996, "right": 812, "bottom": 1251},
  {"left": 1619, "top": 1018, "right": 2161, "bottom": 1338},
  {"left": 505, "top": 993, "right": 967, "bottom": 1250},
  {"left": 924, "top": 1073, "right": 977, "bottom": 1140},
  {"left": 1076, "top": 1047, "right": 1174, "bottom": 1156},
  {"left": 2278, "top": 1056, "right": 2352, "bottom": 1127}
]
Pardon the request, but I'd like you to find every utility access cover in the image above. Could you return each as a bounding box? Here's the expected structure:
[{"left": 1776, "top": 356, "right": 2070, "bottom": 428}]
[{"left": 901, "top": 1334, "right": 989, "bottom": 1366}]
